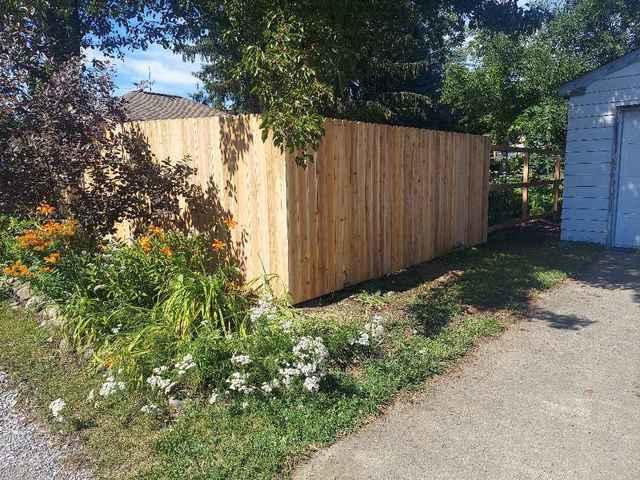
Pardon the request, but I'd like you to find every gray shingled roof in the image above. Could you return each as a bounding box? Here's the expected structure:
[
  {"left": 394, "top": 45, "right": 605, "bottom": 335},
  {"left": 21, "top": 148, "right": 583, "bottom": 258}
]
[
  {"left": 121, "top": 90, "right": 219, "bottom": 121},
  {"left": 559, "top": 48, "right": 640, "bottom": 98}
]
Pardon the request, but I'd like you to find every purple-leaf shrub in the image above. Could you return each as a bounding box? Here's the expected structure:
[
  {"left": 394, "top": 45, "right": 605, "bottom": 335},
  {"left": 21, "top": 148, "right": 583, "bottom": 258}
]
[{"left": 0, "top": 14, "right": 195, "bottom": 238}]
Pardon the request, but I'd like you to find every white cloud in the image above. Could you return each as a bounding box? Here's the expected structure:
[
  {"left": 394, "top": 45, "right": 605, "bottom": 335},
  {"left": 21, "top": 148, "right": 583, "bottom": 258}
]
[{"left": 85, "top": 45, "right": 203, "bottom": 97}]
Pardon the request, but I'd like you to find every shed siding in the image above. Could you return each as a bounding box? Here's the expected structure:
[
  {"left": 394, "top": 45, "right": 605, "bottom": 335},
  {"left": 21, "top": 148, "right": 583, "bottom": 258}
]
[{"left": 562, "top": 60, "right": 640, "bottom": 244}]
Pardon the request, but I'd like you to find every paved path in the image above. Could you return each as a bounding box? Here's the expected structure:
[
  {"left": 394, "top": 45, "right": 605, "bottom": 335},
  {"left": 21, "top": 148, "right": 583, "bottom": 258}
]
[
  {"left": 0, "top": 371, "right": 92, "bottom": 480},
  {"left": 295, "top": 251, "right": 640, "bottom": 480}
]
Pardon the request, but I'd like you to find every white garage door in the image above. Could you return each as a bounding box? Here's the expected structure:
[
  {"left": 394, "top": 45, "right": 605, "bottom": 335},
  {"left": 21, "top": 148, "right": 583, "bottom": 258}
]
[{"left": 614, "top": 108, "right": 640, "bottom": 248}]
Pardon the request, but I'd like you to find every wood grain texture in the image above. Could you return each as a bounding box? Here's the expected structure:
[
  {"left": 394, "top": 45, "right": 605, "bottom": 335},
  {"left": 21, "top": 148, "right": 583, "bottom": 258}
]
[
  {"left": 285, "top": 119, "right": 490, "bottom": 302},
  {"left": 129, "top": 116, "right": 490, "bottom": 303},
  {"left": 128, "top": 115, "right": 290, "bottom": 297}
]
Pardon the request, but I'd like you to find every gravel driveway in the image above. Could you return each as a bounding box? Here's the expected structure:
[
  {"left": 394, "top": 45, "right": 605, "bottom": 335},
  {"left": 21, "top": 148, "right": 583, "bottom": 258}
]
[
  {"left": 295, "top": 251, "right": 640, "bottom": 480},
  {"left": 0, "top": 371, "right": 92, "bottom": 480}
]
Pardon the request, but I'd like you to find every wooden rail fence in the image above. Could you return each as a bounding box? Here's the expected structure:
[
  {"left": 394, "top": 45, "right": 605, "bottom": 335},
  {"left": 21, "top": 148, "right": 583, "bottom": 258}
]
[
  {"left": 129, "top": 116, "right": 491, "bottom": 303},
  {"left": 489, "top": 145, "right": 563, "bottom": 233}
]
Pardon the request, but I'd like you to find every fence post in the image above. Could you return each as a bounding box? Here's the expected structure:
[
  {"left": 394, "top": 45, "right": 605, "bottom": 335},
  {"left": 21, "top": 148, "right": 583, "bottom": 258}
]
[
  {"left": 521, "top": 151, "right": 529, "bottom": 222},
  {"left": 553, "top": 155, "right": 561, "bottom": 219}
]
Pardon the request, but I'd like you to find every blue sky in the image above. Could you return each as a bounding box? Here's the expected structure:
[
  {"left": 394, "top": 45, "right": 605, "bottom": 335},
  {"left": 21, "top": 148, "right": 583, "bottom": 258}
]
[
  {"left": 86, "top": 45, "right": 203, "bottom": 98},
  {"left": 103, "top": 0, "right": 533, "bottom": 98}
]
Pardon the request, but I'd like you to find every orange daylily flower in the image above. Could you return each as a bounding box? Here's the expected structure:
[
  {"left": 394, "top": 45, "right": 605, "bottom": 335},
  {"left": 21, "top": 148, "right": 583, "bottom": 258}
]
[
  {"left": 159, "top": 246, "right": 173, "bottom": 257},
  {"left": 3, "top": 260, "right": 31, "bottom": 278},
  {"left": 138, "top": 235, "right": 152, "bottom": 253},
  {"left": 16, "top": 219, "right": 77, "bottom": 253},
  {"left": 211, "top": 239, "right": 226, "bottom": 251},
  {"left": 36, "top": 202, "right": 56, "bottom": 217},
  {"left": 148, "top": 225, "right": 165, "bottom": 237},
  {"left": 44, "top": 252, "right": 61, "bottom": 264},
  {"left": 223, "top": 217, "right": 238, "bottom": 229},
  {"left": 17, "top": 230, "right": 51, "bottom": 251}
]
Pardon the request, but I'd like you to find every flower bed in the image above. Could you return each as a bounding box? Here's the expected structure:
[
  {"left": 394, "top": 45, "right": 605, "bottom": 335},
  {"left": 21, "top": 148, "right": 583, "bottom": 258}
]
[{"left": 0, "top": 209, "right": 385, "bottom": 419}]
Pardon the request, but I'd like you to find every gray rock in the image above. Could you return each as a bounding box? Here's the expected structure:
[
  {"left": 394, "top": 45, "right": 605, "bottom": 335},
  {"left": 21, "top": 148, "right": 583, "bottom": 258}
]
[
  {"left": 58, "top": 337, "right": 70, "bottom": 353},
  {"left": 39, "top": 305, "right": 62, "bottom": 328},
  {"left": 13, "top": 283, "right": 33, "bottom": 303},
  {"left": 25, "top": 294, "right": 47, "bottom": 311},
  {"left": 168, "top": 397, "right": 186, "bottom": 413},
  {"left": 81, "top": 347, "right": 94, "bottom": 361}
]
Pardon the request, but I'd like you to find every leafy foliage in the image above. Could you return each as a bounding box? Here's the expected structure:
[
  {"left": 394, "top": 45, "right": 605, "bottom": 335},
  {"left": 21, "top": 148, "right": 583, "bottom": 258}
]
[
  {"left": 1, "top": 0, "right": 175, "bottom": 60},
  {"left": 0, "top": 14, "right": 195, "bottom": 237},
  {"left": 550, "top": 0, "right": 640, "bottom": 69},
  {"left": 167, "top": 0, "right": 547, "bottom": 163},
  {"left": 0, "top": 229, "right": 601, "bottom": 479},
  {"left": 443, "top": 0, "right": 640, "bottom": 150},
  {"left": 443, "top": 31, "right": 581, "bottom": 148}
]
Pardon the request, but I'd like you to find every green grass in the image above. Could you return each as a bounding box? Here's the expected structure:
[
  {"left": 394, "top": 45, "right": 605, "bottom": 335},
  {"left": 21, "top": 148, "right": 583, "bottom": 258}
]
[
  {"left": 0, "top": 229, "right": 601, "bottom": 479},
  {"left": 0, "top": 307, "right": 161, "bottom": 479}
]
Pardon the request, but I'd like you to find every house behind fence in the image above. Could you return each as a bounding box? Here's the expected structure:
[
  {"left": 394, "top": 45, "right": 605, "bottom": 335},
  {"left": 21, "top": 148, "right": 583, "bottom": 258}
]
[{"left": 130, "top": 115, "right": 491, "bottom": 303}]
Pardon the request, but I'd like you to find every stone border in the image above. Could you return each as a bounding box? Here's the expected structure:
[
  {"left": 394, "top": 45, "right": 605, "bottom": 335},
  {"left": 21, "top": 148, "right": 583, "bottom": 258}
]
[{"left": 1, "top": 278, "right": 62, "bottom": 328}]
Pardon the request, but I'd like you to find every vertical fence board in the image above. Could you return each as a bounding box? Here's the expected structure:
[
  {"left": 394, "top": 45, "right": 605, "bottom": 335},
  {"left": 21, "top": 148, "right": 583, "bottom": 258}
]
[{"left": 130, "top": 116, "right": 489, "bottom": 303}]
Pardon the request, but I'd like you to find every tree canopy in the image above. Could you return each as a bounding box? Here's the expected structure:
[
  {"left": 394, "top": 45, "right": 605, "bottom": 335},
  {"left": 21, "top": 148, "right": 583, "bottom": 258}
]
[
  {"left": 3, "top": 0, "right": 639, "bottom": 159},
  {"left": 443, "top": 0, "right": 640, "bottom": 149},
  {"left": 0, "top": 13, "right": 194, "bottom": 237},
  {"left": 164, "top": 0, "right": 547, "bottom": 162}
]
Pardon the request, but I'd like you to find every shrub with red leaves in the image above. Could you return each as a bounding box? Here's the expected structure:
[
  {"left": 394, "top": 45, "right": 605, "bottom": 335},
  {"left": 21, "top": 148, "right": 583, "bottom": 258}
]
[{"left": 0, "top": 13, "right": 195, "bottom": 238}]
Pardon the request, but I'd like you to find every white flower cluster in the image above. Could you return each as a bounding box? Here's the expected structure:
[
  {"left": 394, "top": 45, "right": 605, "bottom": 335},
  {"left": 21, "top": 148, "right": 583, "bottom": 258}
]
[
  {"left": 49, "top": 398, "right": 65, "bottom": 422},
  {"left": 249, "top": 298, "right": 278, "bottom": 323},
  {"left": 287, "top": 336, "right": 329, "bottom": 393},
  {"left": 175, "top": 354, "right": 196, "bottom": 375},
  {"left": 260, "top": 380, "right": 280, "bottom": 394},
  {"left": 99, "top": 373, "right": 126, "bottom": 397},
  {"left": 303, "top": 376, "right": 321, "bottom": 393},
  {"left": 146, "top": 366, "right": 176, "bottom": 395},
  {"left": 278, "top": 366, "right": 301, "bottom": 388},
  {"left": 140, "top": 403, "right": 160, "bottom": 415},
  {"left": 219, "top": 336, "right": 330, "bottom": 402},
  {"left": 231, "top": 353, "right": 252, "bottom": 366},
  {"left": 111, "top": 323, "right": 123, "bottom": 335},
  {"left": 350, "top": 314, "right": 385, "bottom": 347},
  {"left": 226, "top": 372, "right": 255, "bottom": 394},
  {"left": 145, "top": 354, "right": 197, "bottom": 398}
]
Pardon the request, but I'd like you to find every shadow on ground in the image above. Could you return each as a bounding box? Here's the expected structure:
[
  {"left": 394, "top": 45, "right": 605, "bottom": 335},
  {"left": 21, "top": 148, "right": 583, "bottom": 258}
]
[
  {"left": 527, "top": 308, "right": 597, "bottom": 331},
  {"left": 302, "top": 221, "right": 635, "bottom": 334},
  {"left": 580, "top": 250, "right": 640, "bottom": 303}
]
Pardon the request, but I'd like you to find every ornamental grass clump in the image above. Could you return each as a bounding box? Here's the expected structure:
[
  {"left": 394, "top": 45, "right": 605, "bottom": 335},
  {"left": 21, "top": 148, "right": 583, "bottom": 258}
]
[{"left": 159, "top": 271, "right": 251, "bottom": 338}]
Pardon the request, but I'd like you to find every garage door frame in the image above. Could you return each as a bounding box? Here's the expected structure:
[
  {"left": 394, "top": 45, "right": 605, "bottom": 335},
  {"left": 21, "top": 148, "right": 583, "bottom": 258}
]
[{"left": 610, "top": 105, "right": 640, "bottom": 248}]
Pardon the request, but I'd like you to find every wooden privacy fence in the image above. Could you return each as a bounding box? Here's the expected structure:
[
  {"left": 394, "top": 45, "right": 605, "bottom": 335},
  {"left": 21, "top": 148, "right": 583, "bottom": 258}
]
[
  {"left": 489, "top": 145, "right": 563, "bottom": 233},
  {"left": 130, "top": 115, "right": 491, "bottom": 303}
]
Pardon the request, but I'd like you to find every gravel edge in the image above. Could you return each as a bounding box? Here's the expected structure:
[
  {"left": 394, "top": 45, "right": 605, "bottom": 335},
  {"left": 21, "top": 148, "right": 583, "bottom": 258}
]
[{"left": 0, "top": 371, "right": 93, "bottom": 480}]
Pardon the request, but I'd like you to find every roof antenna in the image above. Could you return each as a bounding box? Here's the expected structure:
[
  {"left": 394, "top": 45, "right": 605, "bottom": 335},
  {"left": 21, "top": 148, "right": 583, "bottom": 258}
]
[{"left": 133, "top": 66, "right": 155, "bottom": 92}]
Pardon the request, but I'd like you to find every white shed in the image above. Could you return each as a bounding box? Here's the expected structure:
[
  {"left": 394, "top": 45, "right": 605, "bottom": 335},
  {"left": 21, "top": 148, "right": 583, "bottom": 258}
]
[{"left": 559, "top": 49, "right": 640, "bottom": 248}]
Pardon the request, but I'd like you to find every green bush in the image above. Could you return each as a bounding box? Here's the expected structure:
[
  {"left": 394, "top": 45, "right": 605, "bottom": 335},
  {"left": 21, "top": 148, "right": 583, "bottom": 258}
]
[{"left": 0, "top": 215, "right": 385, "bottom": 415}]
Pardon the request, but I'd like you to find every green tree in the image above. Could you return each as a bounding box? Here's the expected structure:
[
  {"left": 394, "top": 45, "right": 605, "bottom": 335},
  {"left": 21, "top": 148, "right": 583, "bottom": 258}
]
[
  {"left": 443, "top": 31, "right": 582, "bottom": 148},
  {"left": 0, "top": 0, "right": 176, "bottom": 62},
  {"left": 166, "top": 0, "right": 547, "bottom": 163},
  {"left": 443, "top": 0, "right": 640, "bottom": 149},
  {"left": 3, "top": 0, "right": 548, "bottom": 163},
  {"left": 551, "top": 0, "right": 640, "bottom": 69}
]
